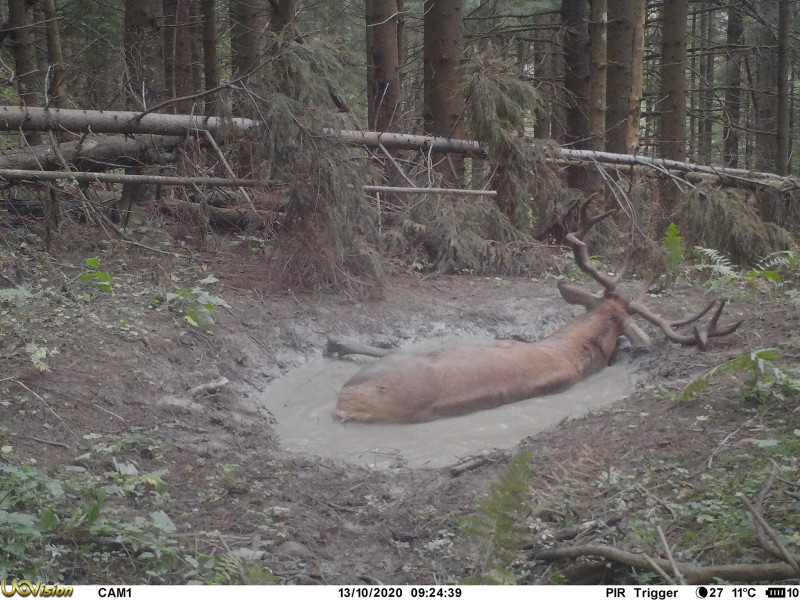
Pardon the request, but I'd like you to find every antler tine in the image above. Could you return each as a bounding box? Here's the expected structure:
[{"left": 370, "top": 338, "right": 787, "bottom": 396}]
[
  {"left": 566, "top": 203, "right": 620, "bottom": 291},
  {"left": 628, "top": 298, "right": 743, "bottom": 350}
]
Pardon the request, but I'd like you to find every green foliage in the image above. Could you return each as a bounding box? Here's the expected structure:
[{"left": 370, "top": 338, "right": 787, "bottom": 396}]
[
  {"left": 0, "top": 459, "right": 178, "bottom": 580},
  {"left": 157, "top": 276, "right": 229, "bottom": 333},
  {"left": 462, "top": 451, "right": 533, "bottom": 584},
  {"left": 79, "top": 257, "right": 114, "bottom": 292},
  {"left": 661, "top": 223, "right": 686, "bottom": 288},
  {"left": 681, "top": 348, "right": 800, "bottom": 403}
]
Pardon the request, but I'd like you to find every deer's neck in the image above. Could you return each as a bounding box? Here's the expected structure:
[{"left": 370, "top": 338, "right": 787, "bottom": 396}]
[{"left": 538, "top": 299, "right": 627, "bottom": 375}]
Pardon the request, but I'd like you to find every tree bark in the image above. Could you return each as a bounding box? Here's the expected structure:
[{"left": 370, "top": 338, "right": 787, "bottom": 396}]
[
  {"left": 367, "top": 0, "right": 401, "bottom": 133},
  {"left": 606, "top": 0, "right": 644, "bottom": 154},
  {"left": 423, "top": 0, "right": 465, "bottom": 186},
  {"left": 561, "top": 0, "right": 591, "bottom": 189},
  {"left": 7, "top": 0, "right": 42, "bottom": 144},
  {"left": 124, "top": 0, "right": 167, "bottom": 109},
  {"left": 270, "top": 0, "right": 296, "bottom": 36},
  {"left": 230, "top": 0, "right": 262, "bottom": 80},
  {"left": 723, "top": 2, "right": 743, "bottom": 168},
  {"left": 42, "top": 0, "right": 69, "bottom": 109},
  {"left": 776, "top": 0, "right": 791, "bottom": 175},
  {"left": 200, "top": 0, "right": 220, "bottom": 116},
  {"left": 163, "top": 0, "right": 197, "bottom": 113},
  {"left": 697, "top": 2, "right": 714, "bottom": 164},
  {"left": 754, "top": 1, "right": 778, "bottom": 172},
  {"left": 659, "top": 0, "right": 688, "bottom": 162},
  {"left": 0, "top": 106, "right": 257, "bottom": 136}
]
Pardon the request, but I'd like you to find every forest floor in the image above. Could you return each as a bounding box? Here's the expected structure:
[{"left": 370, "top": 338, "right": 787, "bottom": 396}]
[{"left": 1, "top": 216, "right": 799, "bottom": 585}]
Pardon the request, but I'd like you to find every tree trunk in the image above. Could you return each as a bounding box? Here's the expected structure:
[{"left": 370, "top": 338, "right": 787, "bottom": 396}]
[
  {"left": 367, "top": 0, "right": 401, "bottom": 132},
  {"left": 270, "top": 0, "right": 296, "bottom": 36},
  {"left": 776, "top": 0, "right": 791, "bottom": 175},
  {"left": 8, "top": 0, "right": 42, "bottom": 144},
  {"left": 723, "top": 2, "right": 743, "bottom": 168},
  {"left": 423, "top": 0, "right": 465, "bottom": 186},
  {"left": 124, "top": 0, "right": 167, "bottom": 109},
  {"left": 697, "top": 2, "right": 714, "bottom": 164},
  {"left": 561, "top": 0, "right": 590, "bottom": 149},
  {"left": 561, "top": 0, "right": 591, "bottom": 189},
  {"left": 754, "top": 1, "right": 778, "bottom": 172},
  {"left": 200, "top": 0, "right": 220, "bottom": 116},
  {"left": 123, "top": 0, "right": 168, "bottom": 224},
  {"left": 42, "top": 0, "right": 68, "bottom": 109},
  {"left": 163, "top": 0, "right": 197, "bottom": 113},
  {"left": 587, "top": 0, "right": 607, "bottom": 197},
  {"left": 606, "top": 0, "right": 645, "bottom": 155},
  {"left": 659, "top": 0, "right": 688, "bottom": 162},
  {"left": 230, "top": 0, "right": 262, "bottom": 80},
  {"left": 0, "top": 106, "right": 257, "bottom": 136}
]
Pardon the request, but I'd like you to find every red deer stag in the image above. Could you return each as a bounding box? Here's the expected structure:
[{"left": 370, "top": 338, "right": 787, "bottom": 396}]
[{"left": 332, "top": 208, "right": 742, "bottom": 423}]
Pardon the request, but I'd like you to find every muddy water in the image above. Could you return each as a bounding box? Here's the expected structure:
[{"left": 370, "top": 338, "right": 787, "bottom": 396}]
[{"left": 260, "top": 337, "right": 634, "bottom": 470}]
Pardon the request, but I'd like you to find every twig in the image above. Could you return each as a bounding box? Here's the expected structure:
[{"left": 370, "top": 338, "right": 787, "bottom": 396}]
[
  {"left": 657, "top": 525, "right": 686, "bottom": 584},
  {"left": 702, "top": 426, "right": 742, "bottom": 470},
  {"left": 9, "top": 378, "right": 76, "bottom": 438},
  {"left": 202, "top": 130, "right": 259, "bottom": 214},
  {"left": 30, "top": 436, "right": 69, "bottom": 449},
  {"left": 737, "top": 492, "right": 800, "bottom": 575},
  {"left": 377, "top": 143, "right": 417, "bottom": 188},
  {"left": 643, "top": 554, "right": 676, "bottom": 585}
]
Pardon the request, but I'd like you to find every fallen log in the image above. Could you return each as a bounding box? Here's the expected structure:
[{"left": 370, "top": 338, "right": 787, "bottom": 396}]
[
  {"left": 0, "top": 106, "right": 258, "bottom": 137},
  {"left": 0, "top": 135, "right": 183, "bottom": 171}
]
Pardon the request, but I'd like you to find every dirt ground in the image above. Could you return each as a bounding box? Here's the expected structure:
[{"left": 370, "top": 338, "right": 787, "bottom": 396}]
[{"left": 1, "top": 221, "right": 799, "bottom": 585}]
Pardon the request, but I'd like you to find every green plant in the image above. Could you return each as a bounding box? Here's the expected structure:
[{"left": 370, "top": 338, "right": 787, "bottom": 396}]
[
  {"left": 462, "top": 451, "right": 532, "bottom": 584},
  {"left": 661, "top": 222, "right": 686, "bottom": 288},
  {"left": 156, "top": 277, "right": 229, "bottom": 333},
  {"left": 681, "top": 348, "right": 800, "bottom": 403},
  {"left": 79, "top": 257, "right": 114, "bottom": 292}
]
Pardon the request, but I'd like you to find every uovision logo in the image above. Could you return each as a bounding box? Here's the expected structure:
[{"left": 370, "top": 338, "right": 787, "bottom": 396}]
[{"left": 0, "top": 581, "right": 73, "bottom": 598}]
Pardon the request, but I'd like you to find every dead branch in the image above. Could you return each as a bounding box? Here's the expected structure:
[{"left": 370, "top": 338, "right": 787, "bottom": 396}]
[
  {"left": 0, "top": 168, "right": 259, "bottom": 187},
  {"left": 537, "top": 544, "right": 799, "bottom": 583},
  {"left": 325, "top": 336, "right": 395, "bottom": 358},
  {"left": 737, "top": 491, "right": 800, "bottom": 576}
]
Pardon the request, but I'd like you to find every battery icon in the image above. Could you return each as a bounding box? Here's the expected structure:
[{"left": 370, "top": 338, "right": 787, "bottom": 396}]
[{"left": 766, "top": 589, "right": 786, "bottom": 598}]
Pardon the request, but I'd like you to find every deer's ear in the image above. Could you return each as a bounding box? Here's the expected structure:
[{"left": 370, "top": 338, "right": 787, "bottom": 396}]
[
  {"left": 622, "top": 318, "right": 652, "bottom": 347},
  {"left": 557, "top": 281, "right": 603, "bottom": 309}
]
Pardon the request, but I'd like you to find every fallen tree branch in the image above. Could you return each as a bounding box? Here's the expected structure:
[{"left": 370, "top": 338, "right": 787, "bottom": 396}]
[
  {"left": 737, "top": 491, "right": 800, "bottom": 576},
  {"left": 325, "top": 336, "right": 395, "bottom": 358},
  {"left": 537, "top": 544, "right": 799, "bottom": 583}
]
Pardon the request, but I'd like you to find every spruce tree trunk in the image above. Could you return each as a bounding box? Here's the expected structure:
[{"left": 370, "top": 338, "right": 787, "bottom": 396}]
[
  {"left": 8, "top": 0, "right": 42, "bottom": 144},
  {"left": 659, "top": 0, "right": 688, "bottom": 218},
  {"left": 230, "top": 0, "right": 262, "bottom": 80},
  {"left": 367, "top": 0, "right": 401, "bottom": 133},
  {"left": 122, "top": 0, "right": 167, "bottom": 224},
  {"left": 722, "top": 2, "right": 743, "bottom": 168},
  {"left": 754, "top": 1, "right": 778, "bottom": 172},
  {"left": 163, "top": 0, "right": 197, "bottom": 113},
  {"left": 606, "top": 0, "right": 645, "bottom": 155},
  {"left": 200, "top": 0, "right": 220, "bottom": 116},
  {"left": 42, "top": 0, "right": 68, "bottom": 109},
  {"left": 270, "top": 0, "right": 296, "bottom": 36},
  {"left": 587, "top": 0, "right": 607, "bottom": 197},
  {"left": 423, "top": 0, "right": 465, "bottom": 186},
  {"left": 659, "top": 0, "right": 688, "bottom": 162},
  {"left": 776, "top": 0, "right": 791, "bottom": 175},
  {"left": 697, "top": 2, "right": 714, "bottom": 164},
  {"left": 561, "top": 0, "right": 591, "bottom": 188}
]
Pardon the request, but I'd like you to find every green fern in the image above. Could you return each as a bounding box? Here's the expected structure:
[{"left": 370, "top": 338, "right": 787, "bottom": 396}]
[
  {"left": 661, "top": 223, "right": 686, "bottom": 287},
  {"left": 462, "top": 450, "right": 532, "bottom": 583}
]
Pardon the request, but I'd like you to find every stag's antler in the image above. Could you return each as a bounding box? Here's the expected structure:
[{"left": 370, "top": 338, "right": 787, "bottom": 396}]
[
  {"left": 565, "top": 200, "right": 629, "bottom": 293},
  {"left": 566, "top": 199, "right": 743, "bottom": 350},
  {"left": 628, "top": 298, "right": 743, "bottom": 350}
]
